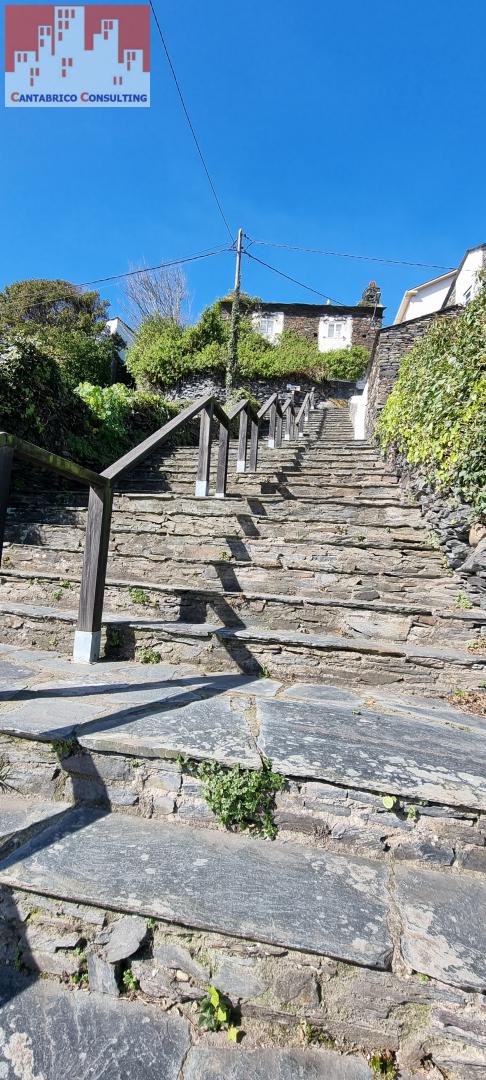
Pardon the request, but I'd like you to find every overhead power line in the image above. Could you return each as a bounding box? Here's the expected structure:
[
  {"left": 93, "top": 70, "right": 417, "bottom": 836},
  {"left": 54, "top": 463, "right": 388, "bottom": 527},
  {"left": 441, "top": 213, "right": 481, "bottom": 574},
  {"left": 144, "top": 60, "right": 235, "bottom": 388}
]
[
  {"left": 246, "top": 237, "right": 456, "bottom": 272},
  {"left": 244, "top": 250, "right": 345, "bottom": 305},
  {"left": 78, "top": 245, "right": 232, "bottom": 287},
  {"left": 149, "top": 0, "right": 234, "bottom": 244}
]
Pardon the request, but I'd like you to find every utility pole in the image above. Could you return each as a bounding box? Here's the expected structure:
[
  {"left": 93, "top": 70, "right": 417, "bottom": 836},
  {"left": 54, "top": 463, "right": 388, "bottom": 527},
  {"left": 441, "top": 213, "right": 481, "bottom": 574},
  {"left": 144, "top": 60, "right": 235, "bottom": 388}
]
[{"left": 226, "top": 227, "right": 243, "bottom": 398}]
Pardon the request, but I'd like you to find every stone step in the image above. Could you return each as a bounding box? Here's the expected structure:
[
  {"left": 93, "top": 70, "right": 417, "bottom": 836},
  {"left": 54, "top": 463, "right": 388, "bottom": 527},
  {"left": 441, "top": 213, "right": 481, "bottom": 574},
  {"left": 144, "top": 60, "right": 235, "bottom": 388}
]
[
  {"left": 2, "top": 537, "right": 452, "bottom": 584},
  {"left": 2, "top": 570, "right": 484, "bottom": 648},
  {"left": 0, "top": 975, "right": 381, "bottom": 1080},
  {"left": 0, "top": 806, "right": 392, "bottom": 967},
  {"left": 0, "top": 600, "right": 483, "bottom": 691},
  {"left": 124, "top": 480, "right": 404, "bottom": 501},
  {"left": 4, "top": 518, "right": 435, "bottom": 554},
  {"left": 0, "top": 554, "right": 464, "bottom": 616},
  {"left": 1, "top": 801, "right": 486, "bottom": 990},
  {"left": 7, "top": 495, "right": 427, "bottom": 532},
  {"left": 2, "top": 651, "right": 485, "bottom": 813}
]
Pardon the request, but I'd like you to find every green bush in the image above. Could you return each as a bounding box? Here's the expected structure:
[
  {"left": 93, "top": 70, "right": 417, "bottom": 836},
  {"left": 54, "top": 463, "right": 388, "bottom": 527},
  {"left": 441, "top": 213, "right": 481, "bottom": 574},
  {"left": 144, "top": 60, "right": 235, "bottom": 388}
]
[
  {"left": 126, "top": 306, "right": 369, "bottom": 389},
  {"left": 125, "top": 316, "right": 185, "bottom": 387},
  {"left": 377, "top": 282, "right": 486, "bottom": 516},
  {"left": 0, "top": 337, "right": 91, "bottom": 453},
  {"left": 74, "top": 382, "right": 181, "bottom": 464}
]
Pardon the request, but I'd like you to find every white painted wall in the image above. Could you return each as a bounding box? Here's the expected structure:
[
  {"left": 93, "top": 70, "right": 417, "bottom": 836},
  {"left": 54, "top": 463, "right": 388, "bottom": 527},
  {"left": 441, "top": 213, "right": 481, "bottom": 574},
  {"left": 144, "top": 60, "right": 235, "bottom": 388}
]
[
  {"left": 107, "top": 317, "right": 135, "bottom": 362},
  {"left": 455, "top": 248, "right": 484, "bottom": 305},
  {"left": 252, "top": 310, "right": 284, "bottom": 344},
  {"left": 349, "top": 382, "right": 368, "bottom": 440},
  {"left": 318, "top": 315, "right": 352, "bottom": 352},
  {"left": 399, "top": 278, "right": 452, "bottom": 322}
]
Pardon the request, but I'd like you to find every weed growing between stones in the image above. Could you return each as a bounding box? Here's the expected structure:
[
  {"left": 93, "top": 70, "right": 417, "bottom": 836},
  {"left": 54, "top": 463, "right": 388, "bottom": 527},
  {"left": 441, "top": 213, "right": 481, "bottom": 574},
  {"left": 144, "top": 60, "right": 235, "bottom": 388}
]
[
  {"left": 0, "top": 755, "right": 12, "bottom": 792},
  {"left": 197, "top": 985, "right": 239, "bottom": 1040},
  {"left": 178, "top": 757, "right": 285, "bottom": 839},
  {"left": 447, "top": 687, "right": 486, "bottom": 717},
  {"left": 137, "top": 647, "right": 162, "bottom": 665},
  {"left": 467, "top": 635, "right": 486, "bottom": 654},
  {"left": 301, "top": 1022, "right": 336, "bottom": 1048},
  {"left": 51, "top": 737, "right": 79, "bottom": 759},
  {"left": 52, "top": 589, "right": 63, "bottom": 601},
  {"left": 122, "top": 967, "right": 140, "bottom": 993},
  {"left": 381, "top": 795, "right": 398, "bottom": 811},
  {"left": 456, "top": 591, "right": 473, "bottom": 610},
  {"left": 368, "top": 1050, "right": 398, "bottom": 1079},
  {"left": 129, "top": 587, "right": 158, "bottom": 607},
  {"left": 106, "top": 626, "right": 122, "bottom": 648}
]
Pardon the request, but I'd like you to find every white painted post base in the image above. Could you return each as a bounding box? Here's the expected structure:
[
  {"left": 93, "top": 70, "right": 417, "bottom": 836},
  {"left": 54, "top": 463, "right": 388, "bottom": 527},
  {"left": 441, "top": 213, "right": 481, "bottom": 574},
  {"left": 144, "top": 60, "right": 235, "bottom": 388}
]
[
  {"left": 73, "top": 629, "right": 101, "bottom": 664},
  {"left": 284, "top": 433, "right": 290, "bottom": 441},
  {"left": 267, "top": 438, "right": 275, "bottom": 449},
  {"left": 236, "top": 460, "right": 246, "bottom": 473},
  {"left": 195, "top": 480, "right": 209, "bottom": 497},
  {"left": 214, "top": 492, "right": 225, "bottom": 499}
]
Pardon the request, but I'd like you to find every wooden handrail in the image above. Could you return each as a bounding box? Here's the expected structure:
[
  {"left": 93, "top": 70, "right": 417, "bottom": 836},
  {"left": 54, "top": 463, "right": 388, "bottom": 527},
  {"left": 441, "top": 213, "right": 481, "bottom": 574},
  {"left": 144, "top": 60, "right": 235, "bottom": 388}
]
[
  {"left": 0, "top": 432, "right": 107, "bottom": 490},
  {"left": 103, "top": 394, "right": 229, "bottom": 482},
  {"left": 1, "top": 386, "right": 316, "bottom": 666}
]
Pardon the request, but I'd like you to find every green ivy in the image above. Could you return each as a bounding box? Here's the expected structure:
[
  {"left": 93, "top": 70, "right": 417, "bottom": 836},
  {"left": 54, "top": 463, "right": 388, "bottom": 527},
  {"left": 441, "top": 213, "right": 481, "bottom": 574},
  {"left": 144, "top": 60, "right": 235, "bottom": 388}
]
[
  {"left": 377, "top": 281, "right": 486, "bottom": 517},
  {"left": 180, "top": 757, "right": 285, "bottom": 839}
]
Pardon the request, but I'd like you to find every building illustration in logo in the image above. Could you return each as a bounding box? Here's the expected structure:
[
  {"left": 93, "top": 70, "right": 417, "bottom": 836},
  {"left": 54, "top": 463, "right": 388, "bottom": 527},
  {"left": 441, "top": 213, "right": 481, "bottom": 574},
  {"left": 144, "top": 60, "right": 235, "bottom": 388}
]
[{"left": 5, "top": 5, "right": 150, "bottom": 106}]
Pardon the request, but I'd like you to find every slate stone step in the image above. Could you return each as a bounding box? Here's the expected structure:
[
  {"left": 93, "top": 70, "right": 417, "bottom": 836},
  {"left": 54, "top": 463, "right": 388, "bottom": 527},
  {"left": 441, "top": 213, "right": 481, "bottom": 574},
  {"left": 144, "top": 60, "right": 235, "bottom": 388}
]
[
  {"left": 0, "top": 794, "right": 72, "bottom": 851},
  {"left": 2, "top": 571, "right": 482, "bottom": 651},
  {"left": 0, "top": 808, "right": 393, "bottom": 967},
  {"left": 0, "top": 601, "right": 483, "bottom": 691},
  {"left": 4, "top": 519, "right": 436, "bottom": 555},
  {"left": 125, "top": 480, "right": 404, "bottom": 501}
]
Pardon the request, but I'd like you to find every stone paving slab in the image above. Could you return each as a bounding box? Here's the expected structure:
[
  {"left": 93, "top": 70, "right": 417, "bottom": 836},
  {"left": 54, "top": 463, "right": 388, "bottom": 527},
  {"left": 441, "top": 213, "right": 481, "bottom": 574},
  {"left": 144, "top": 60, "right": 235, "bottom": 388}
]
[
  {"left": 0, "top": 974, "right": 190, "bottom": 1080},
  {"left": 79, "top": 695, "right": 261, "bottom": 765},
  {"left": 257, "top": 697, "right": 486, "bottom": 811},
  {"left": 183, "top": 1048, "right": 373, "bottom": 1079},
  {"left": 0, "top": 809, "right": 393, "bottom": 967},
  {"left": 0, "top": 795, "right": 70, "bottom": 847},
  {"left": 395, "top": 863, "right": 486, "bottom": 990}
]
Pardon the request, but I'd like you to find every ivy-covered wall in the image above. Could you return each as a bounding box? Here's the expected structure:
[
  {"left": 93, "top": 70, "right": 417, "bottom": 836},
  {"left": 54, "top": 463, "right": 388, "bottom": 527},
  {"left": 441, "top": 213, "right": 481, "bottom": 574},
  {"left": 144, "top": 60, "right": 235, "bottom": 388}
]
[{"left": 376, "top": 286, "right": 486, "bottom": 517}]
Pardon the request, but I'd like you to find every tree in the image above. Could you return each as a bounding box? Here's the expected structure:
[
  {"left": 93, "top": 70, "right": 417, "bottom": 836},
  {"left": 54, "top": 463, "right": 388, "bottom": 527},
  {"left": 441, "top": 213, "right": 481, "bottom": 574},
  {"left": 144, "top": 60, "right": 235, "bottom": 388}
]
[
  {"left": 0, "top": 279, "right": 107, "bottom": 332},
  {"left": 0, "top": 278, "right": 117, "bottom": 388},
  {"left": 124, "top": 265, "right": 188, "bottom": 326}
]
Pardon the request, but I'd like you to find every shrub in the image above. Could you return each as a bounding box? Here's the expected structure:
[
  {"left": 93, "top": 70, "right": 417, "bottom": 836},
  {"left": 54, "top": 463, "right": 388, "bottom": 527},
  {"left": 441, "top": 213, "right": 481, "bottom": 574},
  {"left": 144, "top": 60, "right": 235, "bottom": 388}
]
[
  {"left": 74, "top": 382, "right": 180, "bottom": 463},
  {"left": 0, "top": 337, "right": 91, "bottom": 453},
  {"left": 125, "top": 316, "right": 185, "bottom": 387},
  {"left": 377, "top": 282, "right": 486, "bottom": 517}
]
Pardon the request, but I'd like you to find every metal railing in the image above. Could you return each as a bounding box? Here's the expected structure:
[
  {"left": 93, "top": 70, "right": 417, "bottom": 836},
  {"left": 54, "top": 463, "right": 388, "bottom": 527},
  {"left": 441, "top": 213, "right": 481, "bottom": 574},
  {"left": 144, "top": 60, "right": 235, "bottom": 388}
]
[{"left": 0, "top": 387, "right": 315, "bottom": 664}]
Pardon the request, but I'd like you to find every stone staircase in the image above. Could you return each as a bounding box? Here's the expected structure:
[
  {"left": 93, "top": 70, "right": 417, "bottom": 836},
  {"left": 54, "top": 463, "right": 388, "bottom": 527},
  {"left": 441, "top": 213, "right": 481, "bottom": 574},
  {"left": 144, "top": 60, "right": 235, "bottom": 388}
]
[{"left": 0, "top": 402, "right": 485, "bottom": 1078}]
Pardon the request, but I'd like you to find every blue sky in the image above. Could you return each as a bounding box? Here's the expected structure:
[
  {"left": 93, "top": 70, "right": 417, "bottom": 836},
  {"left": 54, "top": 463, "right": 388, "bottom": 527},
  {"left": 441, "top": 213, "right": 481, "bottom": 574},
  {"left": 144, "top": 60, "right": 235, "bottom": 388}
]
[{"left": 1, "top": 0, "right": 485, "bottom": 326}]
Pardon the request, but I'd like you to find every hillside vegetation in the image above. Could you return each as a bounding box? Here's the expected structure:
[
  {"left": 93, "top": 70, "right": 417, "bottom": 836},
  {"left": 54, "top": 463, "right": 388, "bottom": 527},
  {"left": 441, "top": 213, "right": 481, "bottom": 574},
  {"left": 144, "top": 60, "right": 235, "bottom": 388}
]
[
  {"left": 126, "top": 301, "right": 369, "bottom": 388},
  {"left": 377, "top": 280, "right": 486, "bottom": 516}
]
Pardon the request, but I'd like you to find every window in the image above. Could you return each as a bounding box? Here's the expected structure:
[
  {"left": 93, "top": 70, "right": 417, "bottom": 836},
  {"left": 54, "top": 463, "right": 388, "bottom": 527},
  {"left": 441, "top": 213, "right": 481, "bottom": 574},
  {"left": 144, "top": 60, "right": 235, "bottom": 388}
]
[
  {"left": 252, "top": 310, "right": 284, "bottom": 344},
  {"left": 318, "top": 315, "right": 352, "bottom": 353},
  {"left": 463, "top": 286, "right": 473, "bottom": 305}
]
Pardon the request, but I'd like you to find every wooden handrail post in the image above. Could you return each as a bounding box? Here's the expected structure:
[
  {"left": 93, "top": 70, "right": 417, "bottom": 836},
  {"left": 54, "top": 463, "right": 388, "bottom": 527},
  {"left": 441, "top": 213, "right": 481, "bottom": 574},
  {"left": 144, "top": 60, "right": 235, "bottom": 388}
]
[
  {"left": 275, "top": 410, "right": 283, "bottom": 448},
  {"left": 290, "top": 405, "right": 297, "bottom": 440},
  {"left": 195, "top": 401, "right": 214, "bottom": 497},
  {"left": 298, "top": 409, "right": 305, "bottom": 437},
  {"left": 215, "top": 420, "right": 229, "bottom": 498},
  {"left": 0, "top": 443, "right": 14, "bottom": 567},
  {"left": 284, "top": 406, "right": 292, "bottom": 441},
  {"left": 249, "top": 415, "right": 259, "bottom": 472},
  {"left": 236, "top": 408, "right": 248, "bottom": 472},
  {"left": 74, "top": 483, "right": 113, "bottom": 663},
  {"left": 268, "top": 403, "right": 277, "bottom": 448}
]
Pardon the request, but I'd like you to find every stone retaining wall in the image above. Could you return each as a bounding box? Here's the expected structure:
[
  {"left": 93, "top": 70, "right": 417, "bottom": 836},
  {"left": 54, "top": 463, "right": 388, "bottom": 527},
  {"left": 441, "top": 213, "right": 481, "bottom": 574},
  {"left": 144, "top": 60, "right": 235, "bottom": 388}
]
[
  {"left": 163, "top": 375, "right": 361, "bottom": 404},
  {"left": 364, "top": 306, "right": 462, "bottom": 439}
]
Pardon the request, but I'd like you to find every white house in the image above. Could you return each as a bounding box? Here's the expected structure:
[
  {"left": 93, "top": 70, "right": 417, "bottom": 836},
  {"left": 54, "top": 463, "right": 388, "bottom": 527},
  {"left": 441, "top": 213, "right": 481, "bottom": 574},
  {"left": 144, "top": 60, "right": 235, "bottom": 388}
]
[
  {"left": 106, "top": 317, "right": 135, "bottom": 363},
  {"left": 394, "top": 243, "right": 486, "bottom": 323}
]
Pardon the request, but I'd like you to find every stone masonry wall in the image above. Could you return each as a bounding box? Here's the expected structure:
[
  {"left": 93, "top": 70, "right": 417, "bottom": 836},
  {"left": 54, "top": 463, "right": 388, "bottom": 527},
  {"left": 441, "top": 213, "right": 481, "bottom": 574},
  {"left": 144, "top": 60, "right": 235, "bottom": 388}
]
[
  {"left": 364, "top": 305, "right": 462, "bottom": 439},
  {"left": 163, "top": 374, "right": 361, "bottom": 404}
]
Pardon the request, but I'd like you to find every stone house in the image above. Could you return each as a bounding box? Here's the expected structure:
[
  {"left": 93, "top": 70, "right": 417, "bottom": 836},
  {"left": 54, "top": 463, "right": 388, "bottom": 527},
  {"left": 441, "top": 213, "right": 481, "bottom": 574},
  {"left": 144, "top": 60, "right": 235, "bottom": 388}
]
[{"left": 220, "top": 284, "right": 384, "bottom": 354}]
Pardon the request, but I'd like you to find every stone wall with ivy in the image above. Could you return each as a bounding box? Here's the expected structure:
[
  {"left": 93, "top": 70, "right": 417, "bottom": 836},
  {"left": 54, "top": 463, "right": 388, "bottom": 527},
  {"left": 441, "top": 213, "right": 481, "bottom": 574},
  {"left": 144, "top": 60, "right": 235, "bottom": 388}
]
[{"left": 364, "top": 306, "right": 462, "bottom": 439}]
